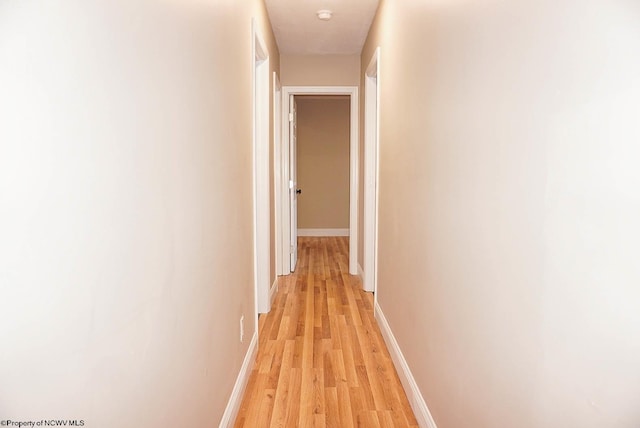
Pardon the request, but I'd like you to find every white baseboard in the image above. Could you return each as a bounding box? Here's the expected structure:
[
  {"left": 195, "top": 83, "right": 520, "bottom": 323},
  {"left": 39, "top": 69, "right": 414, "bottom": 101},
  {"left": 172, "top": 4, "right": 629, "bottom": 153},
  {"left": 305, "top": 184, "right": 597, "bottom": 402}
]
[
  {"left": 297, "top": 228, "right": 349, "bottom": 237},
  {"left": 374, "top": 302, "right": 437, "bottom": 428},
  {"left": 269, "top": 278, "right": 278, "bottom": 306},
  {"left": 358, "top": 263, "right": 364, "bottom": 281},
  {"left": 218, "top": 332, "right": 258, "bottom": 428}
]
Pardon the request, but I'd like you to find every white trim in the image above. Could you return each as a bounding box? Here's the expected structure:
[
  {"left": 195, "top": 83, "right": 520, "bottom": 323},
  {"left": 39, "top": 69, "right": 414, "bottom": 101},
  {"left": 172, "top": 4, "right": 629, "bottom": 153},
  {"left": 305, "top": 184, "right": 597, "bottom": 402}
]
[
  {"left": 364, "top": 47, "right": 381, "bottom": 294},
  {"left": 347, "top": 90, "right": 359, "bottom": 276},
  {"left": 218, "top": 332, "right": 258, "bottom": 428},
  {"left": 279, "top": 86, "right": 359, "bottom": 276},
  {"left": 358, "top": 263, "right": 364, "bottom": 281},
  {"left": 252, "top": 19, "right": 271, "bottom": 316},
  {"left": 273, "top": 72, "right": 284, "bottom": 276},
  {"left": 297, "top": 228, "right": 349, "bottom": 237},
  {"left": 374, "top": 302, "right": 437, "bottom": 428},
  {"left": 269, "top": 278, "right": 278, "bottom": 305}
]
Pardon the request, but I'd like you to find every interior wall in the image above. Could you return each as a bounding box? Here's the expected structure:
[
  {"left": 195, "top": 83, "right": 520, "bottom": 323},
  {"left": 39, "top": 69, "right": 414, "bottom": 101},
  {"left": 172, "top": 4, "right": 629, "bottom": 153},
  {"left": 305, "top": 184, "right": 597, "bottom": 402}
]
[
  {"left": 280, "top": 54, "right": 361, "bottom": 86},
  {"left": 296, "top": 97, "right": 351, "bottom": 230},
  {"left": 0, "top": 1, "right": 278, "bottom": 426},
  {"left": 362, "top": 0, "right": 640, "bottom": 427}
]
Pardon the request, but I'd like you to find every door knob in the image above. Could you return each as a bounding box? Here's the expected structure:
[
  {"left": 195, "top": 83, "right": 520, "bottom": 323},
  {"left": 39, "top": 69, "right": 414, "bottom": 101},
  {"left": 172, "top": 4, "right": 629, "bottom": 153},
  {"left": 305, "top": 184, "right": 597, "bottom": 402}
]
[{"left": 296, "top": 189, "right": 302, "bottom": 194}]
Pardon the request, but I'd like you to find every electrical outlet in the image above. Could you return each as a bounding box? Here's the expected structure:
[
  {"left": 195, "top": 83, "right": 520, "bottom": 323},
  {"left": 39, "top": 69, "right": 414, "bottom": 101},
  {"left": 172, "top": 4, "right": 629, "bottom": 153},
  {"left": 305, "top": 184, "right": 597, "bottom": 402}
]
[{"left": 240, "top": 315, "right": 244, "bottom": 343}]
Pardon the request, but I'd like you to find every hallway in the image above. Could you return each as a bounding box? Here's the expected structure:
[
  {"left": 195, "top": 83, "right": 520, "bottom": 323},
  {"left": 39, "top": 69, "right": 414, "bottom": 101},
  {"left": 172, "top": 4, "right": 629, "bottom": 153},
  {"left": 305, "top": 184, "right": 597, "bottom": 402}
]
[{"left": 234, "top": 237, "right": 418, "bottom": 427}]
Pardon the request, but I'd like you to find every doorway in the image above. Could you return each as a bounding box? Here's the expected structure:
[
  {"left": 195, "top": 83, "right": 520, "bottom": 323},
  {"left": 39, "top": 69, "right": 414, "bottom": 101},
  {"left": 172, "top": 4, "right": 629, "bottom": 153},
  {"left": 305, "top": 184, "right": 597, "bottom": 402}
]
[
  {"left": 295, "top": 95, "right": 351, "bottom": 240},
  {"left": 278, "top": 86, "right": 359, "bottom": 276}
]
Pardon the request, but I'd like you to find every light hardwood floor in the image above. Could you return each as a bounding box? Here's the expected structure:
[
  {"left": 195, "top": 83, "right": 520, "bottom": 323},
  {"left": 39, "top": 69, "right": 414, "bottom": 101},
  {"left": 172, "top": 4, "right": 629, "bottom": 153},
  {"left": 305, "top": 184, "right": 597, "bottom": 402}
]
[{"left": 234, "top": 236, "right": 418, "bottom": 427}]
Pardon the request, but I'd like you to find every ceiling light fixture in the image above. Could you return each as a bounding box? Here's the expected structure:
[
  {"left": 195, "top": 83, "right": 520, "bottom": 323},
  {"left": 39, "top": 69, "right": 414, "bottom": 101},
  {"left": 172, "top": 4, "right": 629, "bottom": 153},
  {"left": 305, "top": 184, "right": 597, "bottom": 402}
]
[{"left": 316, "top": 9, "right": 332, "bottom": 21}]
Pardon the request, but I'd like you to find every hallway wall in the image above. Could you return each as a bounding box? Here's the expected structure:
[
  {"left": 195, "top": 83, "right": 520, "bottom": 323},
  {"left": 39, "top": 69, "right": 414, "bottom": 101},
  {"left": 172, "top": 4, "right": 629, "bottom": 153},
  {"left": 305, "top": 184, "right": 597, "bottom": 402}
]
[
  {"left": 280, "top": 54, "right": 360, "bottom": 86},
  {"left": 0, "top": 1, "right": 278, "bottom": 426},
  {"left": 362, "top": 1, "right": 640, "bottom": 427}
]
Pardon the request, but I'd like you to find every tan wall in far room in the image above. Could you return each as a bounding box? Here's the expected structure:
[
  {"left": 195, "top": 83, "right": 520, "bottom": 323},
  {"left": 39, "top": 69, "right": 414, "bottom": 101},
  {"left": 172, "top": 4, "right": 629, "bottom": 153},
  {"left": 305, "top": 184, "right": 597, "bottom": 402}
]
[{"left": 296, "top": 97, "right": 350, "bottom": 230}]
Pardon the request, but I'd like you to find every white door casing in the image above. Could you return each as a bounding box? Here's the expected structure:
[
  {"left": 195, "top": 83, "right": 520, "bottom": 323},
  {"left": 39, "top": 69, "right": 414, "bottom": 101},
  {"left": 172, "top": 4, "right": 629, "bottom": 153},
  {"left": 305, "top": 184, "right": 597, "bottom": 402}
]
[
  {"left": 252, "top": 20, "right": 270, "bottom": 316},
  {"left": 279, "top": 86, "right": 359, "bottom": 276},
  {"left": 364, "top": 48, "right": 380, "bottom": 295},
  {"left": 274, "top": 73, "right": 283, "bottom": 276}
]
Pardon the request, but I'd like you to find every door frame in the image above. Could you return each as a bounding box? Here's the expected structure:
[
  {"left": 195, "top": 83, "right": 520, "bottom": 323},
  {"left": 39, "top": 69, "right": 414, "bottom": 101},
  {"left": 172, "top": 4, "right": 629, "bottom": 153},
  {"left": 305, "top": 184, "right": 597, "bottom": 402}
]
[
  {"left": 279, "top": 86, "right": 359, "bottom": 276},
  {"left": 252, "top": 19, "right": 270, "bottom": 316},
  {"left": 363, "top": 48, "right": 380, "bottom": 295},
  {"left": 273, "top": 73, "right": 283, "bottom": 277}
]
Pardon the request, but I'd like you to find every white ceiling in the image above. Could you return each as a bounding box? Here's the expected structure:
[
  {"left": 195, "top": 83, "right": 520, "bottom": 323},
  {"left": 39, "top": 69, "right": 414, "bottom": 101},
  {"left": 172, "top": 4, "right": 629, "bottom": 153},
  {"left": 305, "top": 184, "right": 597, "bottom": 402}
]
[{"left": 264, "top": 0, "right": 380, "bottom": 55}]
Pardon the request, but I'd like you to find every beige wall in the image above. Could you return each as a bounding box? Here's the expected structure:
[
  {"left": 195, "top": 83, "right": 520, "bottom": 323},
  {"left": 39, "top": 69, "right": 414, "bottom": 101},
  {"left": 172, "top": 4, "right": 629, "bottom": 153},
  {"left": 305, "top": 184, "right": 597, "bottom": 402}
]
[
  {"left": 0, "top": 1, "right": 278, "bottom": 426},
  {"left": 363, "top": 1, "right": 640, "bottom": 427},
  {"left": 296, "top": 97, "right": 350, "bottom": 229},
  {"left": 280, "top": 54, "right": 360, "bottom": 86}
]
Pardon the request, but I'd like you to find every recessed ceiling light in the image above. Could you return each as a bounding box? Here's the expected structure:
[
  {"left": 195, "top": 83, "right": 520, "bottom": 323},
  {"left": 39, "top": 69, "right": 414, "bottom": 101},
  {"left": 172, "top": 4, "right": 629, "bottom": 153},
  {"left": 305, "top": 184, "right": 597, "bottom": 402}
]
[{"left": 316, "top": 9, "right": 332, "bottom": 21}]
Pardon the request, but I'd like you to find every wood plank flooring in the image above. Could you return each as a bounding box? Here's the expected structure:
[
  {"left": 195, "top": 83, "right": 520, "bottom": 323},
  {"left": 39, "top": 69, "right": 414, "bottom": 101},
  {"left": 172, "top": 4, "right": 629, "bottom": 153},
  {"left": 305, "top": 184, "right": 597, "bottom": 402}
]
[{"left": 234, "top": 237, "right": 419, "bottom": 427}]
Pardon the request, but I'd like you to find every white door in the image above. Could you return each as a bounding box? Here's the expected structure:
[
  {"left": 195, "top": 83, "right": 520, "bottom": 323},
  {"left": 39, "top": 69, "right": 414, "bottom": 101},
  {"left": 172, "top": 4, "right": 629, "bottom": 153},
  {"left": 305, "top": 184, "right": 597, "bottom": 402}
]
[{"left": 289, "top": 95, "right": 298, "bottom": 272}]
